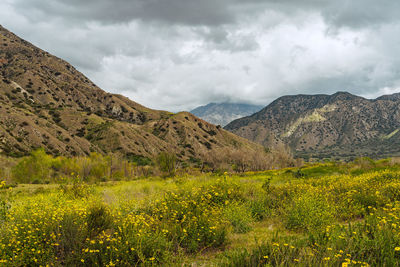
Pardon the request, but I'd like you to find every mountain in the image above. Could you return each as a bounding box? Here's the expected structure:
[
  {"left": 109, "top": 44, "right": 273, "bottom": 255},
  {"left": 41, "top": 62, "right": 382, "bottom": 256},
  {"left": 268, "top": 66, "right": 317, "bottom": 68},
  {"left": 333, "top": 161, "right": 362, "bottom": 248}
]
[
  {"left": 190, "top": 103, "right": 263, "bottom": 126},
  {"left": 0, "top": 25, "right": 263, "bottom": 161},
  {"left": 225, "top": 91, "right": 400, "bottom": 160}
]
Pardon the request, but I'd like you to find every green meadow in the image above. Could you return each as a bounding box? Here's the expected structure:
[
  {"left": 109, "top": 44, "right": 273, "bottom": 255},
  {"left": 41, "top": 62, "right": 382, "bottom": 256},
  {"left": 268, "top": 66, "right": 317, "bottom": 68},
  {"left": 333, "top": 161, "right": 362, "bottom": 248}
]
[{"left": 1, "top": 158, "right": 400, "bottom": 266}]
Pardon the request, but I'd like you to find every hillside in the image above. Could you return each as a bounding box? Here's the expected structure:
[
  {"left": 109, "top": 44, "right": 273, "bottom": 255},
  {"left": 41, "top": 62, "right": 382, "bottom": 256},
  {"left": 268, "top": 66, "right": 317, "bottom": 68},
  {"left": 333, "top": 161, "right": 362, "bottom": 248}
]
[
  {"left": 0, "top": 25, "right": 263, "bottom": 160},
  {"left": 225, "top": 92, "right": 400, "bottom": 159},
  {"left": 190, "top": 102, "right": 263, "bottom": 126}
]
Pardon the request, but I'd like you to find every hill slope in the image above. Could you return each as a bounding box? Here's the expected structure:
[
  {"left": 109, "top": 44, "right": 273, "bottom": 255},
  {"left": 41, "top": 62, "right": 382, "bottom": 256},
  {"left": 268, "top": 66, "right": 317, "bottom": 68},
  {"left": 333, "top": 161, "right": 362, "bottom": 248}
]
[
  {"left": 225, "top": 92, "right": 400, "bottom": 159},
  {"left": 0, "top": 25, "right": 263, "bottom": 160},
  {"left": 190, "top": 103, "right": 263, "bottom": 126}
]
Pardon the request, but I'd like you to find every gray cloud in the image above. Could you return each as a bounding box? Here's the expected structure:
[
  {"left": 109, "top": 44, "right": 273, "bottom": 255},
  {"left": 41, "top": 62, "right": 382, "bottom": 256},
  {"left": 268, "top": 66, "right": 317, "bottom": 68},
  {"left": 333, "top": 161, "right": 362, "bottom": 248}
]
[
  {"left": 1, "top": 0, "right": 400, "bottom": 111},
  {"left": 322, "top": 0, "right": 400, "bottom": 28},
  {"left": 13, "top": 0, "right": 238, "bottom": 26},
  {"left": 15, "top": 0, "right": 400, "bottom": 28}
]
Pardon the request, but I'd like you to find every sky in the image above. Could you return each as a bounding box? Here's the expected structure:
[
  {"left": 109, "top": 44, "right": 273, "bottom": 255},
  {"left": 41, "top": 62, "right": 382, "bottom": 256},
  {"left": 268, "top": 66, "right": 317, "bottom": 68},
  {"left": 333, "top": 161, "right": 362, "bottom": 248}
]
[{"left": 1, "top": 0, "right": 400, "bottom": 112}]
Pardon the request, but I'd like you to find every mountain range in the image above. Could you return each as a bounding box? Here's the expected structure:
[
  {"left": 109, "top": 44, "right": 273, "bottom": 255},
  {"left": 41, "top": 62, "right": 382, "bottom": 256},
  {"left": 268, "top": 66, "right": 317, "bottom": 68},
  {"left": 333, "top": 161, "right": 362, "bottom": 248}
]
[
  {"left": 190, "top": 102, "right": 263, "bottom": 127},
  {"left": 0, "top": 25, "right": 262, "bottom": 161},
  {"left": 3, "top": 24, "right": 400, "bottom": 162},
  {"left": 225, "top": 92, "right": 400, "bottom": 160}
]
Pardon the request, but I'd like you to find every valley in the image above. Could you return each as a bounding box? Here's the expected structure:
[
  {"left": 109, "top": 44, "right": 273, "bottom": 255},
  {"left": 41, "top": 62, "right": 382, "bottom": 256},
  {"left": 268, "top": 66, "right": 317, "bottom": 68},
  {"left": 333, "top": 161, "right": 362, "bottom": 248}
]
[{"left": 1, "top": 5, "right": 400, "bottom": 266}]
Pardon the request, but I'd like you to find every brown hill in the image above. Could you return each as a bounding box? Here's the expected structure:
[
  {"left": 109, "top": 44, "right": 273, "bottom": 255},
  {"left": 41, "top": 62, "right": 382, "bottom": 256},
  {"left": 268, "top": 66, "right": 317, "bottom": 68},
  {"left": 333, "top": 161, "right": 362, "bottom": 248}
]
[
  {"left": 225, "top": 92, "right": 400, "bottom": 160},
  {"left": 0, "top": 25, "right": 262, "bottom": 161}
]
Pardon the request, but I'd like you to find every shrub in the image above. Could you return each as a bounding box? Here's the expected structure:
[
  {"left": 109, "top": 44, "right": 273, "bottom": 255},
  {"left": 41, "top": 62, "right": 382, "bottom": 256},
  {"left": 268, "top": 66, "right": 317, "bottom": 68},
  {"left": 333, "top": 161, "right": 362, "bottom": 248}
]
[
  {"left": 86, "top": 202, "right": 113, "bottom": 238},
  {"left": 382, "top": 183, "right": 400, "bottom": 201},
  {"left": 152, "top": 192, "right": 228, "bottom": 252},
  {"left": 224, "top": 203, "right": 253, "bottom": 233},
  {"left": 140, "top": 180, "right": 244, "bottom": 253},
  {"left": 0, "top": 181, "right": 11, "bottom": 222},
  {"left": 248, "top": 197, "right": 270, "bottom": 221},
  {"left": 59, "top": 177, "right": 93, "bottom": 199},
  {"left": 11, "top": 148, "right": 54, "bottom": 183},
  {"left": 56, "top": 213, "right": 86, "bottom": 264},
  {"left": 285, "top": 194, "right": 334, "bottom": 231}
]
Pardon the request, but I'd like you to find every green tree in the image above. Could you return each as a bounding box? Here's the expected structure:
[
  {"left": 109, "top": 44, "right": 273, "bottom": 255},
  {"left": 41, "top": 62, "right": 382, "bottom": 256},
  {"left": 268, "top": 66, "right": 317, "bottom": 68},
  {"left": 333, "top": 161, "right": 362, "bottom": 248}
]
[{"left": 156, "top": 152, "right": 176, "bottom": 177}]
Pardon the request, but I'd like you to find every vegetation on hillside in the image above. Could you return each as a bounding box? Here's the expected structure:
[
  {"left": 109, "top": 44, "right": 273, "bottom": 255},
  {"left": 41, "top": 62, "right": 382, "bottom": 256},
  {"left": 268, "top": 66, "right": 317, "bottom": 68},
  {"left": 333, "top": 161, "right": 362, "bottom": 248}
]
[{"left": 1, "top": 158, "right": 400, "bottom": 266}]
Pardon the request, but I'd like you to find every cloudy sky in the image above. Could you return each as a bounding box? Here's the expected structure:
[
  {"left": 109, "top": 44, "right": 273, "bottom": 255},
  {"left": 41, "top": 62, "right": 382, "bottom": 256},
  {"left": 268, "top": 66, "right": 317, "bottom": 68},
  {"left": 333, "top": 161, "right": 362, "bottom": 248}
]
[{"left": 1, "top": 0, "right": 400, "bottom": 111}]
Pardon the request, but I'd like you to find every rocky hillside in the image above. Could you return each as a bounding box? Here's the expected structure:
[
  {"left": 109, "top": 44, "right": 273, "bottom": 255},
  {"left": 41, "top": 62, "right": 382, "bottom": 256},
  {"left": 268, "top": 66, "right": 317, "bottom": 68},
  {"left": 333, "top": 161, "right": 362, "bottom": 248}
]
[
  {"left": 225, "top": 92, "right": 400, "bottom": 160},
  {"left": 0, "top": 25, "right": 263, "bottom": 161},
  {"left": 190, "top": 103, "right": 263, "bottom": 126}
]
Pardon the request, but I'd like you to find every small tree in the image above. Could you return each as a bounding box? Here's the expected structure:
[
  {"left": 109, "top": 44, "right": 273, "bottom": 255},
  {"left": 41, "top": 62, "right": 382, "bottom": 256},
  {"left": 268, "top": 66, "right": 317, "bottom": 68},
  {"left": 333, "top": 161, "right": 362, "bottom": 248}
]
[
  {"left": 230, "top": 150, "right": 251, "bottom": 173},
  {"left": 156, "top": 152, "right": 176, "bottom": 177}
]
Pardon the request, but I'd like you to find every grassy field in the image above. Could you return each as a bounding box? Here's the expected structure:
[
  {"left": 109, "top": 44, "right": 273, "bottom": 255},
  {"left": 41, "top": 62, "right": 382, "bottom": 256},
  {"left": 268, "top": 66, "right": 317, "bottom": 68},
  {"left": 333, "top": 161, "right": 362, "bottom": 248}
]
[{"left": 1, "top": 159, "right": 400, "bottom": 266}]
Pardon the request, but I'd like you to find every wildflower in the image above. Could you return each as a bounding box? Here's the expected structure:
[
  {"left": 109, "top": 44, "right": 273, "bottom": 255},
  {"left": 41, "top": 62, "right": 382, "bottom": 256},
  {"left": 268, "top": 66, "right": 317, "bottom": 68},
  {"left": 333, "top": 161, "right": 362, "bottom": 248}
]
[{"left": 395, "top": 247, "right": 400, "bottom": 251}]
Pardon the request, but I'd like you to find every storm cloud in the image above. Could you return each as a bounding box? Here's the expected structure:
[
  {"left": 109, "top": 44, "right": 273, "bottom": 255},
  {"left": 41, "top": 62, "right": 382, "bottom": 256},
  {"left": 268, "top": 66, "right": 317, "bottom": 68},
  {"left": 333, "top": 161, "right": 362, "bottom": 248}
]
[{"left": 1, "top": 0, "right": 400, "bottom": 111}]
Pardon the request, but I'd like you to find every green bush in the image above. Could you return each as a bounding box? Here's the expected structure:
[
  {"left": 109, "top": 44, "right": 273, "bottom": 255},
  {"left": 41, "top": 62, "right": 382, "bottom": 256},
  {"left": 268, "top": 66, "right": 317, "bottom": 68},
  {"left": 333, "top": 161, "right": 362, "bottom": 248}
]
[
  {"left": 381, "top": 183, "right": 400, "bottom": 201},
  {"left": 248, "top": 197, "right": 270, "bottom": 221},
  {"left": 0, "top": 181, "right": 10, "bottom": 222},
  {"left": 86, "top": 202, "right": 113, "bottom": 238},
  {"left": 285, "top": 194, "right": 334, "bottom": 231},
  {"left": 220, "top": 242, "right": 304, "bottom": 267},
  {"left": 149, "top": 190, "right": 228, "bottom": 252},
  {"left": 59, "top": 177, "right": 93, "bottom": 199},
  {"left": 10, "top": 150, "right": 138, "bottom": 184},
  {"left": 224, "top": 203, "right": 253, "bottom": 233},
  {"left": 156, "top": 152, "right": 176, "bottom": 177},
  {"left": 56, "top": 213, "right": 86, "bottom": 264},
  {"left": 140, "top": 180, "right": 244, "bottom": 253},
  {"left": 0, "top": 196, "right": 10, "bottom": 222},
  {"left": 11, "top": 149, "right": 55, "bottom": 183}
]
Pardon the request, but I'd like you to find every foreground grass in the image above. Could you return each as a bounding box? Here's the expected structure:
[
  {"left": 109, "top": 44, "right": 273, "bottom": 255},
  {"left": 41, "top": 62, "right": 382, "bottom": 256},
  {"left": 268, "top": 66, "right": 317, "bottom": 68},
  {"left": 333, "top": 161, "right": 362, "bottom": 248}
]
[{"left": 1, "top": 160, "right": 400, "bottom": 266}]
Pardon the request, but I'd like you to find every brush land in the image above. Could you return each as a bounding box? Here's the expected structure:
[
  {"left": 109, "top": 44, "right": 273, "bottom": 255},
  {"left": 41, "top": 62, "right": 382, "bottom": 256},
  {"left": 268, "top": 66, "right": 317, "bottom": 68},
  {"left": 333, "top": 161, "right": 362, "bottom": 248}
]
[{"left": 1, "top": 157, "right": 400, "bottom": 266}]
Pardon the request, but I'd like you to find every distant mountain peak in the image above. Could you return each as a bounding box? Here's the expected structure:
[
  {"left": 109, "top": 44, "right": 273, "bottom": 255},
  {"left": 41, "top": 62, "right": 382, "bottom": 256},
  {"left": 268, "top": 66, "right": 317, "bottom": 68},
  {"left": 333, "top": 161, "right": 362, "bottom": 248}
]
[
  {"left": 330, "top": 91, "right": 362, "bottom": 100},
  {"left": 190, "top": 102, "right": 263, "bottom": 126},
  {"left": 333, "top": 91, "right": 353, "bottom": 95}
]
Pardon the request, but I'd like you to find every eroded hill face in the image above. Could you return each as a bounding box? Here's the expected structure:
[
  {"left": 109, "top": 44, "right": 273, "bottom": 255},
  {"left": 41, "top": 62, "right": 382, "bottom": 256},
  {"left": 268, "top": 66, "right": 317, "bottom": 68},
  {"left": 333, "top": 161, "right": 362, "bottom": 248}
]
[
  {"left": 225, "top": 92, "right": 400, "bottom": 159},
  {"left": 0, "top": 25, "right": 262, "bottom": 160}
]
